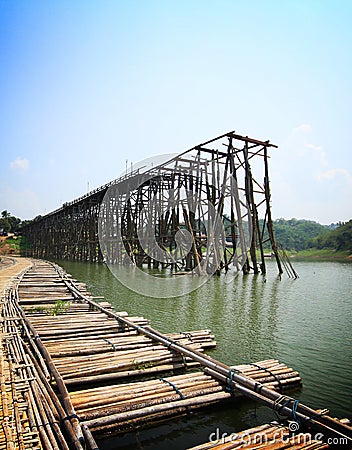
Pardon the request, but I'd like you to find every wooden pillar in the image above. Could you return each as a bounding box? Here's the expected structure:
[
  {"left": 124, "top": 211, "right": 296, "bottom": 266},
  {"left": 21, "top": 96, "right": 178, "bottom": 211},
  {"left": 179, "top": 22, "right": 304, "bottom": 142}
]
[{"left": 263, "top": 145, "right": 283, "bottom": 275}]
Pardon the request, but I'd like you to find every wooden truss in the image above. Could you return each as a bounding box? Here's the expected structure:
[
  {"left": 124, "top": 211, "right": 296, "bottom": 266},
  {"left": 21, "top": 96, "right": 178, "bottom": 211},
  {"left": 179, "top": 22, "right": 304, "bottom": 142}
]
[{"left": 23, "top": 131, "right": 296, "bottom": 277}]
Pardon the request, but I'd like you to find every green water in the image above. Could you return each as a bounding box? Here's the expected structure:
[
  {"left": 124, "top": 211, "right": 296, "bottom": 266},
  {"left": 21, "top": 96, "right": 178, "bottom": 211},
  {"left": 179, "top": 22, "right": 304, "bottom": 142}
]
[{"left": 57, "top": 259, "right": 352, "bottom": 449}]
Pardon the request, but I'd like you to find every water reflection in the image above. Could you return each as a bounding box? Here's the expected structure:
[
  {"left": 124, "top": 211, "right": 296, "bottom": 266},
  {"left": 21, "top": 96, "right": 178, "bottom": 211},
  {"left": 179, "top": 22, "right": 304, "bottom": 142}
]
[
  {"left": 57, "top": 261, "right": 286, "bottom": 366},
  {"left": 56, "top": 259, "right": 352, "bottom": 449}
]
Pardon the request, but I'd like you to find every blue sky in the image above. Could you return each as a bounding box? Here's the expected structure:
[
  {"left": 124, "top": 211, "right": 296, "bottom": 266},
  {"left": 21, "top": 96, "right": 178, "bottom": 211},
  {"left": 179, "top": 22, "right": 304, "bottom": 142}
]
[{"left": 1, "top": 0, "right": 351, "bottom": 224}]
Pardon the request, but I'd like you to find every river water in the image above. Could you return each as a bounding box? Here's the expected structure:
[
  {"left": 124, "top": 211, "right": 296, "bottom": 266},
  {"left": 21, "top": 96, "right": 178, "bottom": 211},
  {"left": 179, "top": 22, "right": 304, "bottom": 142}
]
[{"left": 57, "top": 259, "right": 352, "bottom": 449}]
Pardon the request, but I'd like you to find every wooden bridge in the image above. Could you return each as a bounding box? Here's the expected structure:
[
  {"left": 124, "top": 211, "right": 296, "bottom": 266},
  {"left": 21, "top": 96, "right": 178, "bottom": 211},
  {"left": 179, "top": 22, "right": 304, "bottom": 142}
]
[
  {"left": 22, "top": 131, "right": 298, "bottom": 278},
  {"left": 1, "top": 259, "right": 351, "bottom": 449},
  {"left": 3, "top": 131, "right": 348, "bottom": 448}
]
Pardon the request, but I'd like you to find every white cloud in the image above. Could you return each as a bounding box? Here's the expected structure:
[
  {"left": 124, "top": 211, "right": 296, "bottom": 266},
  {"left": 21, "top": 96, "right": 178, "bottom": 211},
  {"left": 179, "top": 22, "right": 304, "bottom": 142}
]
[
  {"left": 10, "top": 157, "right": 29, "bottom": 171},
  {"left": 305, "top": 143, "right": 321, "bottom": 150},
  {"left": 286, "top": 124, "right": 329, "bottom": 173},
  {"left": 293, "top": 123, "right": 312, "bottom": 134},
  {"left": 288, "top": 125, "right": 328, "bottom": 170},
  {"left": 305, "top": 143, "right": 328, "bottom": 167},
  {"left": 317, "top": 168, "right": 352, "bottom": 184},
  {"left": 272, "top": 124, "right": 352, "bottom": 222}
]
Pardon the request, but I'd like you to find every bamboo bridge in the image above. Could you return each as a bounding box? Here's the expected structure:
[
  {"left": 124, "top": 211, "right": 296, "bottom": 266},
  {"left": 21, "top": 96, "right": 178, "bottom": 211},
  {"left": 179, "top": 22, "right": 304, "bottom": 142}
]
[
  {"left": 1, "top": 258, "right": 351, "bottom": 449},
  {"left": 22, "top": 131, "right": 297, "bottom": 278}
]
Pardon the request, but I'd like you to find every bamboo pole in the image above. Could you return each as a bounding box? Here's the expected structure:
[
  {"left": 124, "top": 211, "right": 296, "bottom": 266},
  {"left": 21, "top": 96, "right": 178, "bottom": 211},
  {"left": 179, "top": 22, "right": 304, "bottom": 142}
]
[
  {"left": 7, "top": 259, "right": 347, "bottom": 448},
  {"left": 2, "top": 263, "right": 92, "bottom": 450},
  {"left": 59, "top": 275, "right": 350, "bottom": 444}
]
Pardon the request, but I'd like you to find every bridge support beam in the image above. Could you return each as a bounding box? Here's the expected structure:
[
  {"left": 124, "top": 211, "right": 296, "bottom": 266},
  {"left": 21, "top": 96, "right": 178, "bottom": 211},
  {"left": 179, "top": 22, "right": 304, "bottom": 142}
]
[{"left": 23, "top": 131, "right": 287, "bottom": 276}]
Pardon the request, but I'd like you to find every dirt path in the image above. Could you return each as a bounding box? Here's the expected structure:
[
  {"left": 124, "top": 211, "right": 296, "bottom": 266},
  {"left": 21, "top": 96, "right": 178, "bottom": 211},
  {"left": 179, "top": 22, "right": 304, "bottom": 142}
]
[{"left": 0, "top": 256, "right": 32, "bottom": 297}]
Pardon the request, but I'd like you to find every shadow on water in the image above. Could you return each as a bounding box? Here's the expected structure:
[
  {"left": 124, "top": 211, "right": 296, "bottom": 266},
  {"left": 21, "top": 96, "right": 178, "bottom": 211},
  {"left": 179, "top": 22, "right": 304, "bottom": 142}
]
[{"left": 56, "top": 259, "right": 352, "bottom": 449}]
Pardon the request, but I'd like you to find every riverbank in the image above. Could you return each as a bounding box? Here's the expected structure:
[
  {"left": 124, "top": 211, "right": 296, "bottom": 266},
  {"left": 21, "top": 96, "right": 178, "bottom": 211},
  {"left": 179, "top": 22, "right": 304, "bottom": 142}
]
[
  {"left": 289, "top": 248, "right": 352, "bottom": 261},
  {"left": 3, "top": 235, "right": 351, "bottom": 263}
]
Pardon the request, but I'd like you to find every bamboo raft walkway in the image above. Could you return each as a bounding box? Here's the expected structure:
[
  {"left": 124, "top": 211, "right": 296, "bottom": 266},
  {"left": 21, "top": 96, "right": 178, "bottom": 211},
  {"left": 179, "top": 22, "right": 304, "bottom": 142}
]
[{"left": 1, "top": 259, "right": 351, "bottom": 449}]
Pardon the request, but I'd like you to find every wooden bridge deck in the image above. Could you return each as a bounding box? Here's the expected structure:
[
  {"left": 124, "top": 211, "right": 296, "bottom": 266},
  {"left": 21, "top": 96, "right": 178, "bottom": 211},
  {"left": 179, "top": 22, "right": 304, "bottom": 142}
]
[{"left": 1, "top": 259, "right": 351, "bottom": 449}]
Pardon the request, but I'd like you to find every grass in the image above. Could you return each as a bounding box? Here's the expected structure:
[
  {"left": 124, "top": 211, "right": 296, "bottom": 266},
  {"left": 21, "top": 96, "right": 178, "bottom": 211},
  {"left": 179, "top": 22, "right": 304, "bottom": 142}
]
[
  {"left": 0, "top": 236, "right": 31, "bottom": 255},
  {"left": 289, "top": 248, "right": 351, "bottom": 260},
  {"left": 204, "top": 245, "right": 351, "bottom": 261},
  {"left": 34, "top": 300, "right": 71, "bottom": 316},
  {"left": 5, "top": 237, "right": 22, "bottom": 251}
]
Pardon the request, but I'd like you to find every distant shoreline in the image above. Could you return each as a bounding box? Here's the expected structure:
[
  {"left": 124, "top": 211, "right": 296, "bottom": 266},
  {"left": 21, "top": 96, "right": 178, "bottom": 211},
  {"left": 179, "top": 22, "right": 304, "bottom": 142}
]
[
  {"left": 2, "top": 235, "right": 351, "bottom": 263},
  {"left": 289, "top": 249, "right": 352, "bottom": 261}
]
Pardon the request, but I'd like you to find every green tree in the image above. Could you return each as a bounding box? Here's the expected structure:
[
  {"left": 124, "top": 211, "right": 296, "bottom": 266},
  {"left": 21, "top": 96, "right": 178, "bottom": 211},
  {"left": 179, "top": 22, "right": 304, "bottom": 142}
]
[
  {"left": 0, "top": 211, "right": 23, "bottom": 233},
  {"left": 311, "top": 220, "right": 352, "bottom": 252},
  {"left": 260, "top": 218, "right": 329, "bottom": 251},
  {"left": 0, "top": 210, "right": 11, "bottom": 232}
]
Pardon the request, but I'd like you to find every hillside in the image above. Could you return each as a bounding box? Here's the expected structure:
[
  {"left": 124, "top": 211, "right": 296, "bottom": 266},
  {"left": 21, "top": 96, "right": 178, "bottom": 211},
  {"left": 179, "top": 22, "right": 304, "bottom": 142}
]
[
  {"left": 257, "top": 218, "right": 351, "bottom": 257},
  {"left": 270, "top": 218, "right": 329, "bottom": 251},
  {"left": 310, "top": 219, "right": 352, "bottom": 252},
  {"left": 266, "top": 218, "right": 351, "bottom": 259}
]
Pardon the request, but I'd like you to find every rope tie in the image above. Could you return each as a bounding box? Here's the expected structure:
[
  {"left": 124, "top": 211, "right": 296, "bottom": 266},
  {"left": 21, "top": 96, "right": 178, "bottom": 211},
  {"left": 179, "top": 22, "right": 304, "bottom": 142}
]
[
  {"left": 163, "top": 337, "right": 173, "bottom": 349},
  {"left": 115, "top": 317, "right": 128, "bottom": 329},
  {"left": 271, "top": 396, "right": 304, "bottom": 431},
  {"left": 254, "top": 382, "right": 263, "bottom": 394},
  {"left": 225, "top": 369, "right": 238, "bottom": 396},
  {"left": 272, "top": 395, "right": 292, "bottom": 413},
  {"left": 250, "top": 363, "right": 284, "bottom": 393},
  {"left": 292, "top": 399, "right": 299, "bottom": 423},
  {"left": 159, "top": 378, "right": 185, "bottom": 400},
  {"left": 181, "top": 332, "right": 193, "bottom": 342},
  {"left": 61, "top": 413, "right": 79, "bottom": 425},
  {"left": 103, "top": 338, "right": 117, "bottom": 351}
]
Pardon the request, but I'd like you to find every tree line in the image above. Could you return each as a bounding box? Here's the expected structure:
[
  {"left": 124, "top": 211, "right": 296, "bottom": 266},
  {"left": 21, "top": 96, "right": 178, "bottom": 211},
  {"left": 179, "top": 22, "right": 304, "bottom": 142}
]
[
  {"left": 310, "top": 220, "right": 352, "bottom": 252},
  {"left": 1, "top": 210, "right": 351, "bottom": 253},
  {"left": 261, "top": 218, "right": 351, "bottom": 252},
  {"left": 0, "top": 210, "right": 33, "bottom": 234},
  {"left": 223, "top": 216, "right": 350, "bottom": 253},
  {"left": 0, "top": 210, "right": 21, "bottom": 234}
]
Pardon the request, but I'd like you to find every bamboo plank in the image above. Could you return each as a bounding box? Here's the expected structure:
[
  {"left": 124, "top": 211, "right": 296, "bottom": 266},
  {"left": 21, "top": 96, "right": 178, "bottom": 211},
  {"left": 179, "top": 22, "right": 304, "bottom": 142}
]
[{"left": 4, "top": 259, "right": 349, "bottom": 450}]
